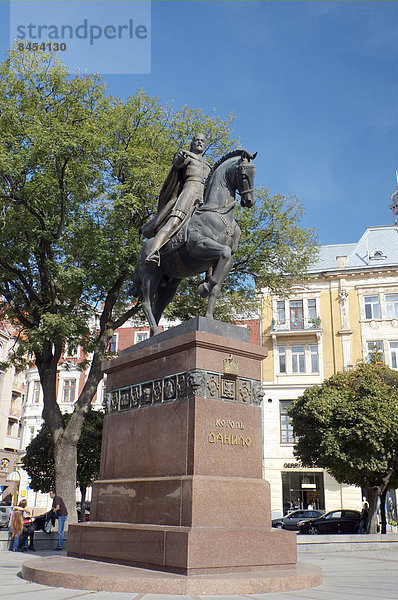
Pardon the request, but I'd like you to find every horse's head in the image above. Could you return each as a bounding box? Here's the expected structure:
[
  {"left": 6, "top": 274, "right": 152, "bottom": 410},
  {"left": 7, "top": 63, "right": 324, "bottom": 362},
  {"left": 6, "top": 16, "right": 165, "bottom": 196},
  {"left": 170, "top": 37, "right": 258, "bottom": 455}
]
[{"left": 235, "top": 151, "right": 257, "bottom": 207}]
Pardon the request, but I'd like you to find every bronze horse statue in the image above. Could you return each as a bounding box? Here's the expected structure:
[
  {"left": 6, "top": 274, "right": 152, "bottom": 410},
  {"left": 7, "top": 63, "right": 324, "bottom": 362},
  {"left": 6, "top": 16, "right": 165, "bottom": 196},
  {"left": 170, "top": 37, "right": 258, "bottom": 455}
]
[{"left": 130, "top": 150, "right": 256, "bottom": 335}]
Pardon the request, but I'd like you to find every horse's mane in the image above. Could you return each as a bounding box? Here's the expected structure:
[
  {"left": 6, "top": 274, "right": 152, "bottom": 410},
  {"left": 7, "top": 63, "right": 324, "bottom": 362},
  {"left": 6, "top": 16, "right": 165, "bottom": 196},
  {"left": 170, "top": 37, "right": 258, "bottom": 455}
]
[{"left": 204, "top": 149, "right": 248, "bottom": 192}]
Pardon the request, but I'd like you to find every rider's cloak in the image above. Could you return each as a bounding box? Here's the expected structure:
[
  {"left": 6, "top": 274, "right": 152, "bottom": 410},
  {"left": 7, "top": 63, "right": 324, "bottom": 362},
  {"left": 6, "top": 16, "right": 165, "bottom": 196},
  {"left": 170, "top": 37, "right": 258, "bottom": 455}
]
[{"left": 141, "top": 164, "right": 184, "bottom": 239}]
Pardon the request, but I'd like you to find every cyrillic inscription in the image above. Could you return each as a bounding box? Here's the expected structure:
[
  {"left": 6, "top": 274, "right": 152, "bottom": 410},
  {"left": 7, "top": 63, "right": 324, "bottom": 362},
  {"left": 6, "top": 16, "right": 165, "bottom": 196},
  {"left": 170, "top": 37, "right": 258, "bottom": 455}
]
[{"left": 215, "top": 418, "right": 244, "bottom": 430}]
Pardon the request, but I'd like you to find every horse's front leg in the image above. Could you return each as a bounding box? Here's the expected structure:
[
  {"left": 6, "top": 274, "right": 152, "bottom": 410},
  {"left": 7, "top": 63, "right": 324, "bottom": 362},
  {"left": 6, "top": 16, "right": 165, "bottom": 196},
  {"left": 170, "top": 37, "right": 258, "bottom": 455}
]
[
  {"left": 204, "top": 249, "right": 233, "bottom": 319},
  {"left": 191, "top": 238, "right": 233, "bottom": 319},
  {"left": 142, "top": 269, "right": 162, "bottom": 336}
]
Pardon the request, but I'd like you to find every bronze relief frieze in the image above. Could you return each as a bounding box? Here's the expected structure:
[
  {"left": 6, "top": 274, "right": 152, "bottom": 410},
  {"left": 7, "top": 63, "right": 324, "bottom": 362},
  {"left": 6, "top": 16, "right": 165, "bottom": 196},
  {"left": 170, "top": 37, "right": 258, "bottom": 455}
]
[{"left": 103, "top": 370, "right": 265, "bottom": 414}]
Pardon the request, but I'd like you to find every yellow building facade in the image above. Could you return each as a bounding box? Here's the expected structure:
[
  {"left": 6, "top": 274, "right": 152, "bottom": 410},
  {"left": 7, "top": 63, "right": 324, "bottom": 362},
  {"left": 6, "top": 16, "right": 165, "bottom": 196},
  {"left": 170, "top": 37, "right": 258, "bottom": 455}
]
[{"left": 261, "top": 218, "right": 398, "bottom": 518}]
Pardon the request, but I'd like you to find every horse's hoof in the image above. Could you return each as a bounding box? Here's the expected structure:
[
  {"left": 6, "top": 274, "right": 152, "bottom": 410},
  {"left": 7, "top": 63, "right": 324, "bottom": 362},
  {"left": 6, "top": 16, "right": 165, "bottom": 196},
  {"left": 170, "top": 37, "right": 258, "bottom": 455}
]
[{"left": 198, "top": 283, "right": 210, "bottom": 298}]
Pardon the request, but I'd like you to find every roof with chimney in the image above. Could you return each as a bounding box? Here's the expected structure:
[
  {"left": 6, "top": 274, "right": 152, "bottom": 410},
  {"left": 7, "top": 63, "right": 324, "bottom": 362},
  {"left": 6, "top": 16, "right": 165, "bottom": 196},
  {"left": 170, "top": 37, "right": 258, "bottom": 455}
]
[{"left": 309, "top": 225, "right": 398, "bottom": 274}]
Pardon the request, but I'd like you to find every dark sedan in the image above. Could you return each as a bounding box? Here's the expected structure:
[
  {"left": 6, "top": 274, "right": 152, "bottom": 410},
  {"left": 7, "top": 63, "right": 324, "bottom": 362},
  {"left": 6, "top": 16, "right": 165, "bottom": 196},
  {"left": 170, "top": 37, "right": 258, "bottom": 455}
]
[
  {"left": 297, "top": 509, "right": 361, "bottom": 534},
  {"left": 272, "top": 509, "right": 324, "bottom": 531}
]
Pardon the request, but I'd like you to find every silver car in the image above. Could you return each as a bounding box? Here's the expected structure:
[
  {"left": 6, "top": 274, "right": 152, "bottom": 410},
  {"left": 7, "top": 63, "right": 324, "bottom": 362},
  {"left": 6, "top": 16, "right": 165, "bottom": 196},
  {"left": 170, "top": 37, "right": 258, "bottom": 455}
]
[
  {"left": 0, "top": 504, "right": 12, "bottom": 529},
  {"left": 272, "top": 509, "right": 324, "bottom": 531}
]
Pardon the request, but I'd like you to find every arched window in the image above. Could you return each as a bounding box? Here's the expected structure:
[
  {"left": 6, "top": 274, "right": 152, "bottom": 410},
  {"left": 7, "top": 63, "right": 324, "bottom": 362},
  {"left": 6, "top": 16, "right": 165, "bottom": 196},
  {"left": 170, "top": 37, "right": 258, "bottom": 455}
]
[
  {"left": 0, "top": 458, "right": 10, "bottom": 473},
  {"left": 369, "top": 249, "right": 386, "bottom": 260}
]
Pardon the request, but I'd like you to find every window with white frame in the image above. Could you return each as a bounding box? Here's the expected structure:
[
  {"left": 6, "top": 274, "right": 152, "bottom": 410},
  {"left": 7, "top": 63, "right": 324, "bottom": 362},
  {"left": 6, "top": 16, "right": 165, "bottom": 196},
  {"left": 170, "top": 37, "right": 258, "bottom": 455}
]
[
  {"left": 367, "top": 341, "right": 384, "bottom": 363},
  {"left": 62, "top": 379, "right": 76, "bottom": 403},
  {"left": 26, "top": 352, "right": 35, "bottom": 366},
  {"left": 134, "top": 331, "right": 149, "bottom": 344},
  {"left": 291, "top": 345, "right": 306, "bottom": 373},
  {"left": 274, "top": 298, "right": 319, "bottom": 329},
  {"left": 64, "top": 342, "right": 80, "bottom": 358},
  {"left": 280, "top": 400, "right": 295, "bottom": 444},
  {"left": 364, "top": 295, "right": 381, "bottom": 319},
  {"left": 390, "top": 342, "right": 398, "bottom": 369},
  {"left": 276, "top": 343, "right": 320, "bottom": 375},
  {"left": 290, "top": 301, "right": 304, "bottom": 329},
  {"left": 278, "top": 346, "right": 286, "bottom": 373},
  {"left": 386, "top": 294, "right": 398, "bottom": 319},
  {"left": 308, "top": 299, "right": 317, "bottom": 321},
  {"left": 10, "top": 394, "right": 18, "bottom": 412},
  {"left": 33, "top": 381, "right": 40, "bottom": 404},
  {"left": 108, "top": 334, "right": 118, "bottom": 353},
  {"left": 310, "top": 344, "right": 319, "bottom": 373},
  {"left": 276, "top": 301, "right": 286, "bottom": 325}
]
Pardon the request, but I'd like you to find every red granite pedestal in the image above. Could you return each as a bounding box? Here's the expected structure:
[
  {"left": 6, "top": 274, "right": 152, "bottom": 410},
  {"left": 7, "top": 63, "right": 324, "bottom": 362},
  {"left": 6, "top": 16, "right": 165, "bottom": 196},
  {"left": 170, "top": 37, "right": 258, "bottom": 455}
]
[{"left": 55, "top": 319, "right": 321, "bottom": 592}]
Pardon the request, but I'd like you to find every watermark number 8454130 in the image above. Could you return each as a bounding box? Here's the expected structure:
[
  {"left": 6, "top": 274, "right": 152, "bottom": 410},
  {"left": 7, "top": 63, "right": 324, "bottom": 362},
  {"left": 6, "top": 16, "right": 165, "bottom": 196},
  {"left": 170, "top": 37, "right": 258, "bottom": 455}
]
[{"left": 18, "top": 42, "right": 66, "bottom": 52}]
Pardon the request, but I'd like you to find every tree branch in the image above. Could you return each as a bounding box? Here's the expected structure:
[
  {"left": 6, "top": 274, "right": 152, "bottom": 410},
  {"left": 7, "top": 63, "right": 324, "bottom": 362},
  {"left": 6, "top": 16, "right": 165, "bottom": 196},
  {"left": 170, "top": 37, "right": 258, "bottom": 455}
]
[
  {"left": 113, "top": 301, "right": 141, "bottom": 330},
  {"left": 53, "top": 156, "right": 70, "bottom": 240},
  {"left": 0, "top": 284, "right": 34, "bottom": 328},
  {"left": 0, "top": 259, "right": 42, "bottom": 305}
]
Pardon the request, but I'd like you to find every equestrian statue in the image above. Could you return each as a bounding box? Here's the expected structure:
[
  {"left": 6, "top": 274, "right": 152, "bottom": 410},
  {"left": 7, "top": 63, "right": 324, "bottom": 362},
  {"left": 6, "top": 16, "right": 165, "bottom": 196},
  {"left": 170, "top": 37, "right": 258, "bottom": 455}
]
[{"left": 130, "top": 134, "right": 257, "bottom": 335}]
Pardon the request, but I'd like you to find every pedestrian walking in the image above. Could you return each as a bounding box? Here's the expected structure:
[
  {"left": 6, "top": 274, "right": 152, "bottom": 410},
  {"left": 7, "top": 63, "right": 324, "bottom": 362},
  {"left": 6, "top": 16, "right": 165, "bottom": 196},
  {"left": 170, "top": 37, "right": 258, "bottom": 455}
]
[
  {"left": 49, "top": 489, "right": 68, "bottom": 550},
  {"left": 358, "top": 501, "right": 369, "bottom": 534}
]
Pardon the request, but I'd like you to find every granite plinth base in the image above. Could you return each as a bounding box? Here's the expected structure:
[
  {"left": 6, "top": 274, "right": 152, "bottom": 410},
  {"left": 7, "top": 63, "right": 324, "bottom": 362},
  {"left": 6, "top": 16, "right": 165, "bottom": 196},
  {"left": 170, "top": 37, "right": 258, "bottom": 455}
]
[
  {"left": 89, "top": 475, "right": 270, "bottom": 528},
  {"left": 68, "top": 522, "right": 296, "bottom": 575},
  {"left": 68, "top": 323, "right": 303, "bottom": 583},
  {"left": 96, "top": 396, "right": 264, "bottom": 484},
  {"left": 22, "top": 555, "right": 322, "bottom": 594}
]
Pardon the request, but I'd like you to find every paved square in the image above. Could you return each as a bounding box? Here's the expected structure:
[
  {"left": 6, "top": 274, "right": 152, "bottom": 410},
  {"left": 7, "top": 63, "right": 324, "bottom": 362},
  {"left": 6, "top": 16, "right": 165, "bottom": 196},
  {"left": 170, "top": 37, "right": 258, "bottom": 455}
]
[{"left": 0, "top": 547, "right": 397, "bottom": 599}]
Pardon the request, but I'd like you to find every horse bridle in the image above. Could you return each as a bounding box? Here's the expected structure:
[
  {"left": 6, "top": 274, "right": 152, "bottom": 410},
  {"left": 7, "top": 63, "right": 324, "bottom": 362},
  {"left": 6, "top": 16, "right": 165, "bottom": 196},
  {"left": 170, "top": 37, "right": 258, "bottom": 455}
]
[{"left": 235, "top": 160, "right": 255, "bottom": 198}]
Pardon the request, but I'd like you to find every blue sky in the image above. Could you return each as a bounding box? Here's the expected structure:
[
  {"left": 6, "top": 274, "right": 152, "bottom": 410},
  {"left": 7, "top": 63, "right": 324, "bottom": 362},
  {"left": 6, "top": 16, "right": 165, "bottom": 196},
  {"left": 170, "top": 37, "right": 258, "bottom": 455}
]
[{"left": 1, "top": 1, "right": 397, "bottom": 245}]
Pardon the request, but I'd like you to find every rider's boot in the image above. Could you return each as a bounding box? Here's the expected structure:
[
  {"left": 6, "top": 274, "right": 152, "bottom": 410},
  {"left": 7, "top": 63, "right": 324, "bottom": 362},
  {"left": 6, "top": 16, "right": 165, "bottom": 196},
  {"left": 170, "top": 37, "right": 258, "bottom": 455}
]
[
  {"left": 146, "top": 248, "right": 161, "bottom": 266},
  {"left": 146, "top": 218, "right": 181, "bottom": 265},
  {"left": 146, "top": 230, "right": 169, "bottom": 265}
]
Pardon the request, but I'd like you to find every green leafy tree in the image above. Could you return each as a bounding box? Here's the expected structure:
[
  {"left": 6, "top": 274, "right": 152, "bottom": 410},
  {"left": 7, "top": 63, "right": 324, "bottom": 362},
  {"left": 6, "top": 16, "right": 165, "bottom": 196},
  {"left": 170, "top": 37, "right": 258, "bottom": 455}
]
[
  {"left": 0, "top": 48, "right": 317, "bottom": 518},
  {"left": 21, "top": 422, "right": 55, "bottom": 494},
  {"left": 289, "top": 363, "right": 398, "bottom": 533},
  {"left": 21, "top": 411, "right": 103, "bottom": 518}
]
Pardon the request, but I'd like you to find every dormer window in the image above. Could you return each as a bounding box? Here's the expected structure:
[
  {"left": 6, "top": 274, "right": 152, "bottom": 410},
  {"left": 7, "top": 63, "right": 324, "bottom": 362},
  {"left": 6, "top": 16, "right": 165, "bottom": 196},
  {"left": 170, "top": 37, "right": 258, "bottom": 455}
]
[{"left": 369, "top": 249, "right": 386, "bottom": 260}]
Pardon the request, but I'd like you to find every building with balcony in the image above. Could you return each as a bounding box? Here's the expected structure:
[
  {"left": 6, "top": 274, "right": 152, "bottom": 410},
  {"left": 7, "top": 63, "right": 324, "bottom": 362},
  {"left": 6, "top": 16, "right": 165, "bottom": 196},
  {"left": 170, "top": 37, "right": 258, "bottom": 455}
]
[
  {"left": 0, "top": 324, "right": 25, "bottom": 502},
  {"left": 261, "top": 187, "right": 398, "bottom": 518}
]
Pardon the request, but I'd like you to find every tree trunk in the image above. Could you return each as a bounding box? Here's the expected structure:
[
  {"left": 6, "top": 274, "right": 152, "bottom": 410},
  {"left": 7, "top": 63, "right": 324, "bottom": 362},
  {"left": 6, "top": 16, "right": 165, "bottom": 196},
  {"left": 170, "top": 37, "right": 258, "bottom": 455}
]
[
  {"left": 366, "top": 486, "right": 380, "bottom": 534},
  {"left": 380, "top": 488, "right": 387, "bottom": 534},
  {"left": 53, "top": 435, "right": 78, "bottom": 524},
  {"left": 37, "top": 348, "right": 79, "bottom": 525}
]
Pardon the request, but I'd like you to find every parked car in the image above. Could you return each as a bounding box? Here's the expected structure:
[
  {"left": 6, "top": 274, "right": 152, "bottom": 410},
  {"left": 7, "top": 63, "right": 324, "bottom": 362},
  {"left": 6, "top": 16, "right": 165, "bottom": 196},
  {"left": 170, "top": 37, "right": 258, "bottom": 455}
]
[
  {"left": 0, "top": 503, "right": 12, "bottom": 529},
  {"left": 272, "top": 509, "right": 324, "bottom": 531},
  {"left": 297, "top": 509, "right": 361, "bottom": 534},
  {"left": 76, "top": 507, "right": 90, "bottom": 522}
]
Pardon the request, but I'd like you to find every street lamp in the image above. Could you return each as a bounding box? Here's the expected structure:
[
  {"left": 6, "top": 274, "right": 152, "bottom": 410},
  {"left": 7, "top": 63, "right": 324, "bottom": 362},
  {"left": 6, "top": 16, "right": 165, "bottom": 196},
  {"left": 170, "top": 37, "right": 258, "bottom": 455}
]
[{"left": 6, "top": 470, "right": 21, "bottom": 506}]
